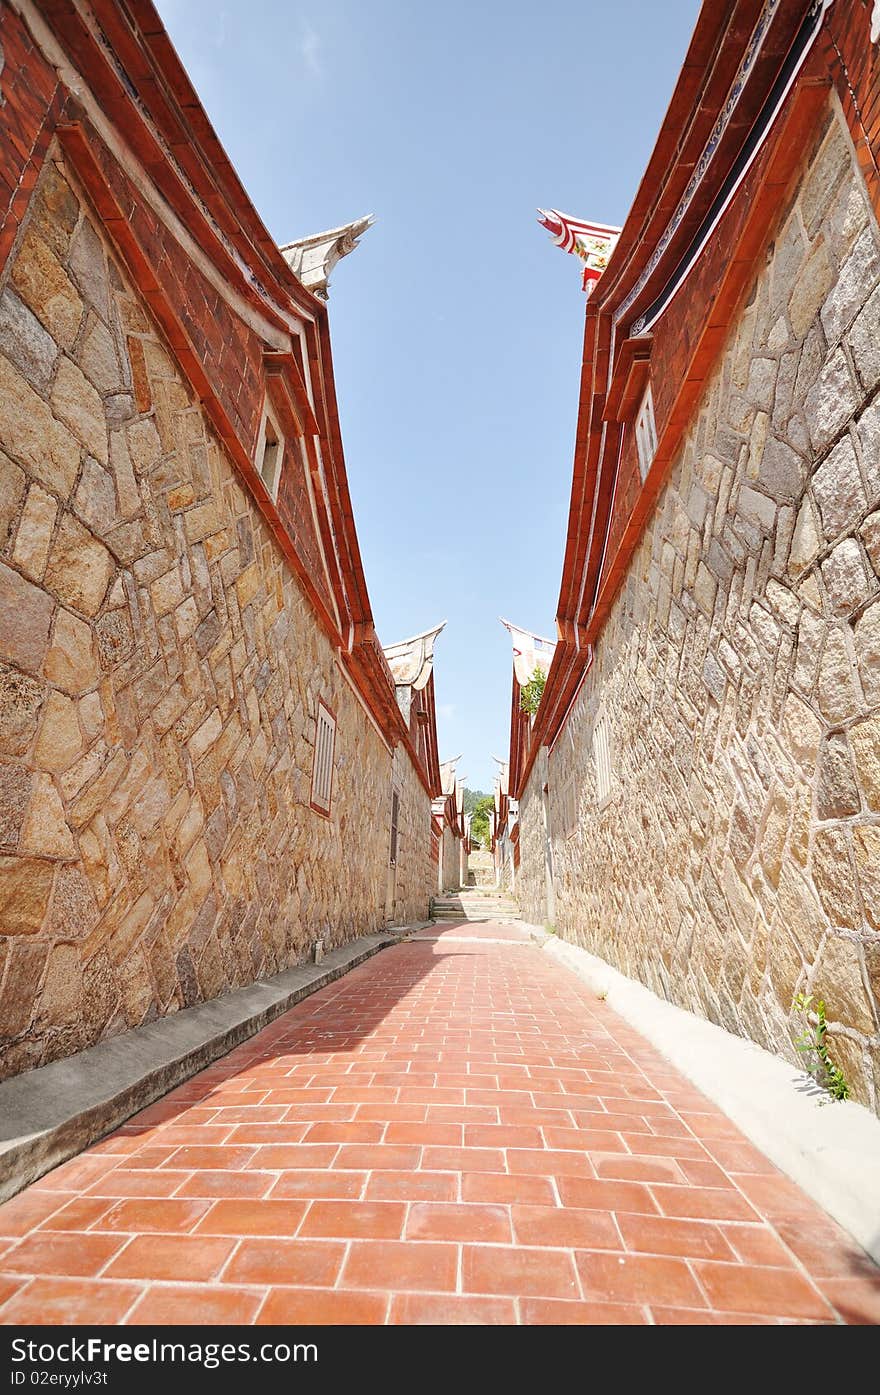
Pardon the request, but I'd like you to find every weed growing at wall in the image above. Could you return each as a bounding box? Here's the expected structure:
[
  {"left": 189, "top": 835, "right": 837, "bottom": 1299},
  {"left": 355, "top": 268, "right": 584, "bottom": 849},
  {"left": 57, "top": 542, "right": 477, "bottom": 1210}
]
[{"left": 793, "top": 993, "right": 851, "bottom": 1102}]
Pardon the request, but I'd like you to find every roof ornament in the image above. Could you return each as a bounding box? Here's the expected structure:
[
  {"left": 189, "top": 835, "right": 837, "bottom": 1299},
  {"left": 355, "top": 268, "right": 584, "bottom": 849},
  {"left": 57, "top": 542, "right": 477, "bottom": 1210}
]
[
  {"left": 439, "top": 756, "right": 462, "bottom": 798},
  {"left": 500, "top": 617, "right": 556, "bottom": 687},
  {"left": 537, "top": 210, "right": 621, "bottom": 294},
  {"left": 872, "top": 1, "right": 880, "bottom": 43},
  {"left": 382, "top": 621, "right": 446, "bottom": 691},
  {"left": 280, "top": 215, "right": 374, "bottom": 299}
]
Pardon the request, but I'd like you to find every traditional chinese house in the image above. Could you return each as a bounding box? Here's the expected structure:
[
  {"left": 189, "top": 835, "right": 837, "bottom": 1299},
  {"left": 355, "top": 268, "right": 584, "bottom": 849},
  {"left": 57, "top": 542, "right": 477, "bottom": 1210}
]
[{"left": 512, "top": 0, "right": 880, "bottom": 1108}]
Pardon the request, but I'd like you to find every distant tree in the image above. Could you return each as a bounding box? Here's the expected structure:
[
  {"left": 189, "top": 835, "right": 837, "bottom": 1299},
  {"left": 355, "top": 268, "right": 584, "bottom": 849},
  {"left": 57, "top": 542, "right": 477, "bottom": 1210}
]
[
  {"left": 470, "top": 794, "right": 495, "bottom": 850},
  {"left": 462, "top": 787, "right": 487, "bottom": 816}
]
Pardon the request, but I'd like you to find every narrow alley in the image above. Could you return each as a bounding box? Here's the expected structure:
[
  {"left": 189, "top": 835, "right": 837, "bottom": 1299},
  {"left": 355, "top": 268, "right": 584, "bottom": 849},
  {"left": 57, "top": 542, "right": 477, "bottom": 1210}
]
[
  {"left": 0, "top": 918, "right": 875, "bottom": 1326},
  {"left": 2, "top": 0, "right": 880, "bottom": 1340}
]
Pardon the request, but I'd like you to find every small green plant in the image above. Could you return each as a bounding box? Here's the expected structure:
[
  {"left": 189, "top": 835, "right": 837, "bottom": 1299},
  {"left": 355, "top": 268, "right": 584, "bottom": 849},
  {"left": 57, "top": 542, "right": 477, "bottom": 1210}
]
[
  {"left": 793, "top": 992, "right": 851, "bottom": 1101},
  {"left": 520, "top": 666, "right": 547, "bottom": 716}
]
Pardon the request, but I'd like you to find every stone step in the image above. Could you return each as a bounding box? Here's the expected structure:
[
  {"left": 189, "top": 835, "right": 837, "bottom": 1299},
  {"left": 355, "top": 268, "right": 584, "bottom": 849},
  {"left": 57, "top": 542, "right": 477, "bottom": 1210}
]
[
  {"left": 431, "top": 900, "right": 521, "bottom": 921},
  {"left": 433, "top": 902, "right": 519, "bottom": 912}
]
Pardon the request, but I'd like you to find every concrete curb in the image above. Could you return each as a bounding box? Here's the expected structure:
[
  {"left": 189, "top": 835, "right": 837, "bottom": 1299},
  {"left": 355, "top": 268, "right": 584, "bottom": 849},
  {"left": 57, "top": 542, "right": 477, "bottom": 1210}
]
[
  {"left": 0, "top": 924, "right": 429, "bottom": 1205},
  {"left": 521, "top": 925, "right": 880, "bottom": 1267}
]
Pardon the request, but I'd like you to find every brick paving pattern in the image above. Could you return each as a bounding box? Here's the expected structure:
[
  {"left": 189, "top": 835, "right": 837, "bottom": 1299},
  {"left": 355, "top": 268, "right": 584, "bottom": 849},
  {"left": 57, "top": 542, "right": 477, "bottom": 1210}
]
[{"left": 0, "top": 924, "right": 878, "bottom": 1325}]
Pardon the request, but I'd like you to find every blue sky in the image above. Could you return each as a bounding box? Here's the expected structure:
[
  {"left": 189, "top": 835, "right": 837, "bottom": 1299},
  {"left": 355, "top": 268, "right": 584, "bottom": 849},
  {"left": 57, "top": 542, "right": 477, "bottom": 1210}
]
[{"left": 157, "top": 0, "right": 701, "bottom": 792}]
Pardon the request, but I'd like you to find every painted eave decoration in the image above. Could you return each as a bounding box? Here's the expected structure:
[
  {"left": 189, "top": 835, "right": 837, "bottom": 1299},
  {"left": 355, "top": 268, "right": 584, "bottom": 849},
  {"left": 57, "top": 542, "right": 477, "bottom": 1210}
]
[{"left": 537, "top": 209, "right": 621, "bottom": 292}]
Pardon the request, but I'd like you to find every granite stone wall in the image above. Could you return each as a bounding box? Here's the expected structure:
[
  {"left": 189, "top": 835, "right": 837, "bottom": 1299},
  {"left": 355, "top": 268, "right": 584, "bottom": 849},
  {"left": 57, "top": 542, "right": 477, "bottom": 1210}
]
[
  {"left": 439, "top": 828, "right": 460, "bottom": 892},
  {"left": 0, "top": 156, "right": 431, "bottom": 1078},
  {"left": 517, "top": 747, "right": 548, "bottom": 926},
  {"left": 389, "top": 742, "right": 432, "bottom": 925},
  {"left": 519, "top": 104, "right": 880, "bottom": 1110}
]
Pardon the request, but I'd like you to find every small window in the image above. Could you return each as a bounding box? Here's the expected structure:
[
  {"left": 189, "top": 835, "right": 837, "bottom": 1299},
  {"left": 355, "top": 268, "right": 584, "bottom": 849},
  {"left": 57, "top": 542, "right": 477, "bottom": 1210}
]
[
  {"left": 310, "top": 701, "right": 336, "bottom": 814},
  {"left": 390, "top": 789, "right": 400, "bottom": 865},
  {"left": 257, "top": 405, "right": 284, "bottom": 501},
  {"left": 593, "top": 709, "right": 612, "bottom": 807},
  {"left": 634, "top": 386, "right": 657, "bottom": 483}
]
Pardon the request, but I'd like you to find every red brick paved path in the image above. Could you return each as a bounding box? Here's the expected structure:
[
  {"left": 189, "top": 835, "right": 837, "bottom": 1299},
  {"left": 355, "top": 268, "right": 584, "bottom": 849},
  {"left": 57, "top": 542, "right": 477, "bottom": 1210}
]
[{"left": 1, "top": 924, "right": 878, "bottom": 1325}]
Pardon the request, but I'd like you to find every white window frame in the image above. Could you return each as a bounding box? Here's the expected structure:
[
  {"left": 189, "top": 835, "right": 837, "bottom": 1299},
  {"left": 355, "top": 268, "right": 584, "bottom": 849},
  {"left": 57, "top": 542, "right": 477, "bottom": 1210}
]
[
  {"left": 593, "top": 708, "right": 613, "bottom": 808},
  {"left": 256, "top": 401, "right": 285, "bottom": 502},
  {"left": 634, "top": 385, "right": 658, "bottom": 483},
  {"left": 310, "top": 700, "right": 336, "bottom": 815}
]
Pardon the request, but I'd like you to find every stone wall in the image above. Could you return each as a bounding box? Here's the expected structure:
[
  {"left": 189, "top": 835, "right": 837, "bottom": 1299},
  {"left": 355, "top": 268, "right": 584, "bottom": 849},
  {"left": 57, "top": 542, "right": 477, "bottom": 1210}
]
[
  {"left": 521, "top": 103, "right": 880, "bottom": 1110},
  {"left": 389, "top": 742, "right": 432, "bottom": 925},
  {"left": 518, "top": 749, "right": 547, "bottom": 926},
  {"left": 0, "top": 156, "right": 431, "bottom": 1079},
  {"left": 439, "top": 828, "right": 459, "bottom": 892},
  {"left": 469, "top": 848, "right": 493, "bottom": 889}
]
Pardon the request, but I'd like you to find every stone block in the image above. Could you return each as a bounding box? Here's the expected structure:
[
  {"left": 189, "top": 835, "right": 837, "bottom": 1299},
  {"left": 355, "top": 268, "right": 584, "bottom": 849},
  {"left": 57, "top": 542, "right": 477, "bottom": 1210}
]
[
  {"left": 43, "top": 608, "right": 97, "bottom": 695},
  {"left": 816, "top": 734, "right": 860, "bottom": 820},
  {"left": 812, "top": 435, "right": 867, "bottom": 541},
  {"left": 756, "top": 436, "right": 804, "bottom": 502},
  {"left": 792, "top": 608, "right": 823, "bottom": 695},
  {"left": 35, "top": 943, "right": 84, "bottom": 1031},
  {"left": 0, "top": 560, "right": 54, "bottom": 674},
  {"left": 854, "top": 827, "right": 880, "bottom": 931},
  {"left": 787, "top": 496, "right": 821, "bottom": 578},
  {"left": 109, "top": 429, "right": 141, "bottom": 520},
  {"left": 0, "top": 450, "right": 26, "bottom": 551},
  {"left": 34, "top": 690, "right": 83, "bottom": 773},
  {"left": 189, "top": 708, "right": 223, "bottom": 762},
  {"left": 821, "top": 538, "right": 872, "bottom": 615},
  {"left": 782, "top": 692, "right": 822, "bottom": 772},
  {"left": 693, "top": 561, "right": 716, "bottom": 616},
  {"left": 67, "top": 218, "right": 110, "bottom": 322},
  {"left": 183, "top": 500, "right": 222, "bottom": 544},
  {"left": 94, "top": 609, "right": 135, "bottom": 669},
  {"left": 150, "top": 566, "right": 185, "bottom": 617},
  {"left": 849, "top": 713, "right": 880, "bottom": 810},
  {"left": 0, "top": 855, "right": 55, "bottom": 935},
  {"left": 0, "top": 665, "right": 45, "bottom": 757},
  {"left": 813, "top": 935, "right": 876, "bottom": 1034},
  {"left": 817, "top": 627, "right": 861, "bottom": 724},
  {"left": 0, "top": 288, "right": 58, "bottom": 393},
  {"left": 74, "top": 456, "right": 117, "bottom": 537},
  {"left": 805, "top": 350, "right": 858, "bottom": 453},
  {"left": 846, "top": 281, "right": 880, "bottom": 394},
  {"left": 31, "top": 167, "right": 80, "bottom": 262},
  {"left": 11, "top": 228, "right": 82, "bottom": 349},
  {"left": 44, "top": 515, "right": 114, "bottom": 618},
  {"left": 68, "top": 748, "right": 127, "bottom": 828},
  {"left": 0, "top": 761, "right": 33, "bottom": 850},
  {"left": 812, "top": 827, "right": 859, "bottom": 927},
  {"left": 78, "top": 314, "right": 122, "bottom": 395},
  {"left": 854, "top": 600, "right": 880, "bottom": 705},
  {"left": 19, "top": 773, "right": 76, "bottom": 859},
  {"left": 12, "top": 484, "right": 57, "bottom": 581},
  {"left": 820, "top": 225, "right": 880, "bottom": 345},
  {"left": 0, "top": 356, "right": 80, "bottom": 498},
  {"left": 50, "top": 355, "right": 108, "bottom": 465},
  {"left": 46, "top": 864, "right": 100, "bottom": 938},
  {"left": 125, "top": 417, "right": 162, "bottom": 476},
  {"left": 800, "top": 121, "right": 850, "bottom": 235},
  {"left": 855, "top": 401, "right": 880, "bottom": 506},
  {"left": 788, "top": 240, "right": 834, "bottom": 338},
  {"left": 737, "top": 485, "right": 776, "bottom": 533}
]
